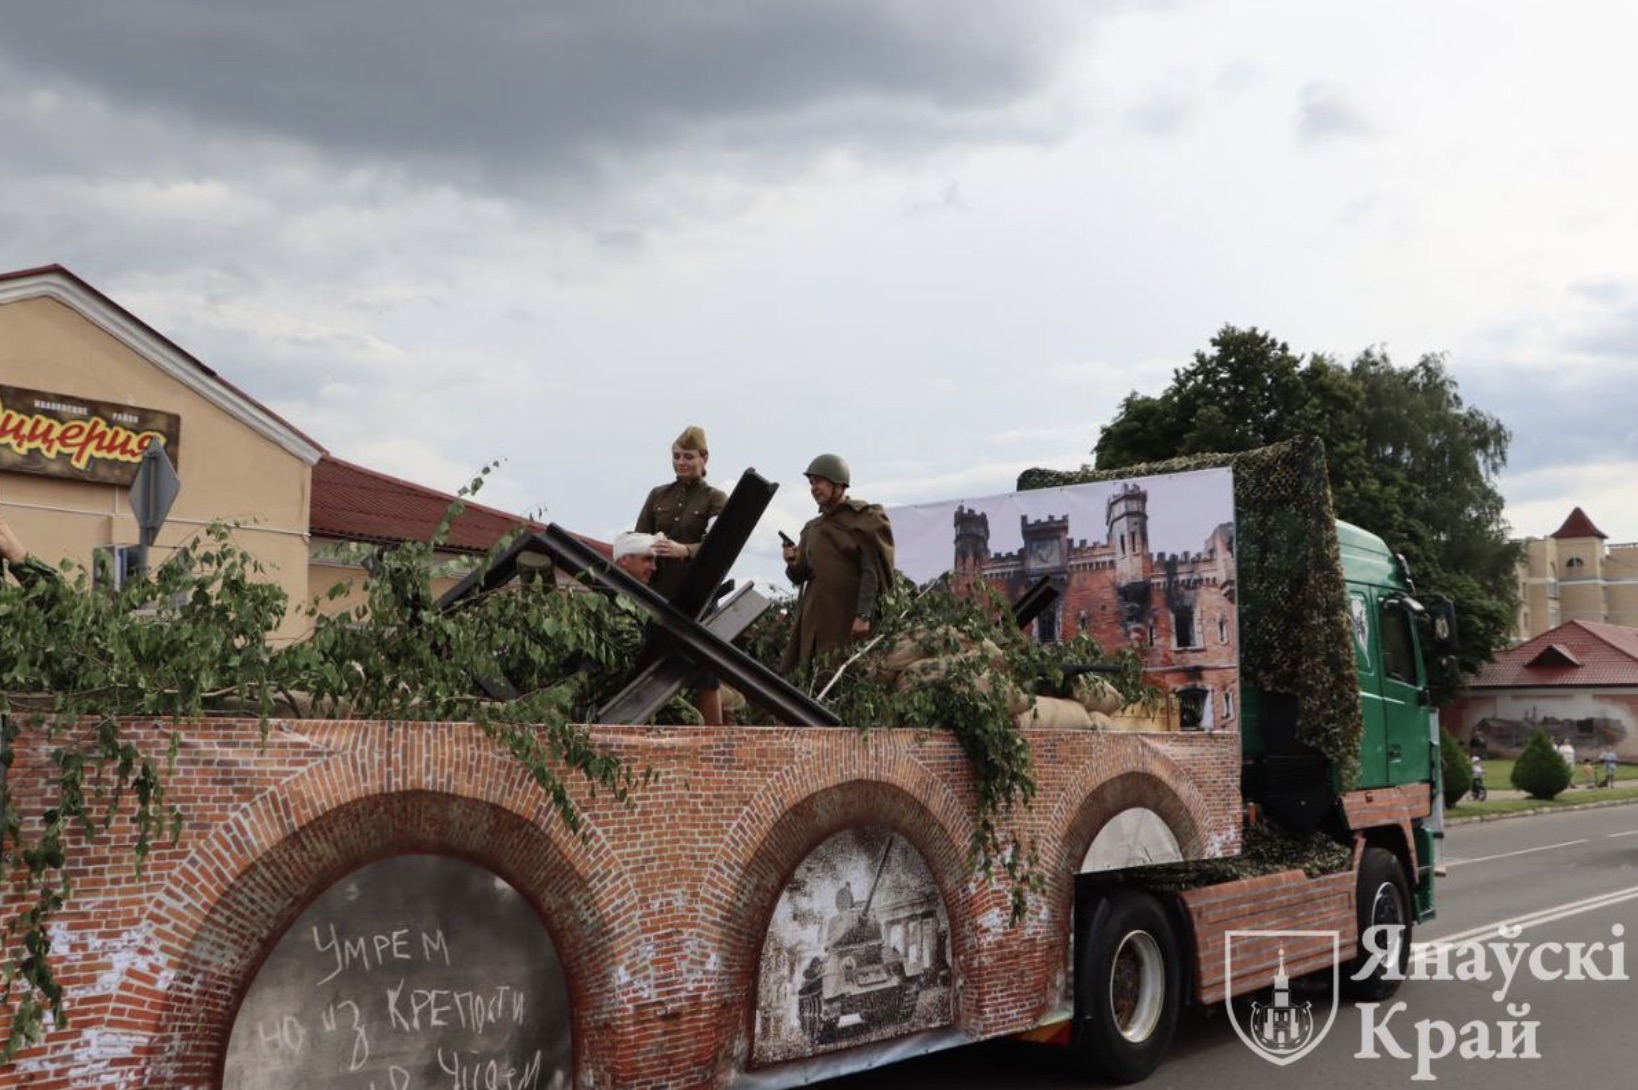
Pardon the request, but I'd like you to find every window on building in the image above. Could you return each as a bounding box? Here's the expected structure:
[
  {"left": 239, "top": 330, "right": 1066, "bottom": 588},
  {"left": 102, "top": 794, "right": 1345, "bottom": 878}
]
[
  {"left": 1217, "top": 614, "right": 1229, "bottom": 644},
  {"left": 1037, "top": 604, "right": 1059, "bottom": 644},
  {"left": 1223, "top": 689, "right": 1236, "bottom": 720},
  {"left": 1566, "top": 557, "right": 1585, "bottom": 569},
  {"left": 1173, "top": 606, "right": 1198, "bottom": 649}
]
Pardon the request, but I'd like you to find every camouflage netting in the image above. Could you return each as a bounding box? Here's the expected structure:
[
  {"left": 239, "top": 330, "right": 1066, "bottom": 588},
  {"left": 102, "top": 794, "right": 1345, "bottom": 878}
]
[
  {"left": 1116, "top": 822, "right": 1356, "bottom": 892},
  {"left": 1018, "top": 435, "right": 1365, "bottom": 788}
]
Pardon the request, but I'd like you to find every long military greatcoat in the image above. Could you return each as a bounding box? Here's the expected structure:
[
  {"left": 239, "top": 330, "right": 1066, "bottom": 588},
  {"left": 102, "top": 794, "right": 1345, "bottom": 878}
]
[{"left": 781, "top": 498, "right": 896, "bottom": 672}]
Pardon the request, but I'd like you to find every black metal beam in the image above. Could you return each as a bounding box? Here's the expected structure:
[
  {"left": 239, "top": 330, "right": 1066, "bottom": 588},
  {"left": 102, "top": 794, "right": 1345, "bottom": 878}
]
[
  {"left": 659, "top": 468, "right": 777, "bottom": 621},
  {"left": 596, "top": 583, "right": 772, "bottom": 724},
  {"left": 538, "top": 525, "right": 840, "bottom": 727},
  {"left": 435, "top": 530, "right": 558, "bottom": 612}
]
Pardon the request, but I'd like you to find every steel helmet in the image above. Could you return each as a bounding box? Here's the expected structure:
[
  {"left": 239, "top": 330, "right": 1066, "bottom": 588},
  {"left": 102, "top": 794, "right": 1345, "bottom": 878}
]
[{"left": 803, "top": 453, "right": 850, "bottom": 486}]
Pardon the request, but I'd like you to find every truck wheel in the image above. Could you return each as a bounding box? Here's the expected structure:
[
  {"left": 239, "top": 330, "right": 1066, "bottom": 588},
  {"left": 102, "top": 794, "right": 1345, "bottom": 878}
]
[
  {"left": 1342, "top": 846, "right": 1412, "bottom": 1001},
  {"left": 1074, "top": 891, "right": 1182, "bottom": 1084}
]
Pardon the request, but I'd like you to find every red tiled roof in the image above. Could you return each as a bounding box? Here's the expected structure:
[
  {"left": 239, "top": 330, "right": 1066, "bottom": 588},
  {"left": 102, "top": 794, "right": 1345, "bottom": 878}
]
[
  {"left": 311, "top": 456, "right": 551, "bottom": 554},
  {"left": 1550, "top": 507, "right": 1607, "bottom": 540},
  {"left": 1471, "top": 620, "right": 1638, "bottom": 688}
]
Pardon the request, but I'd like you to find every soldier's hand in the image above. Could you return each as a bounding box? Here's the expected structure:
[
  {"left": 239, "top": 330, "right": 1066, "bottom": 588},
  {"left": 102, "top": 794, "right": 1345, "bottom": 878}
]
[
  {"left": 851, "top": 616, "right": 871, "bottom": 639},
  {"left": 781, "top": 545, "right": 798, "bottom": 564}
]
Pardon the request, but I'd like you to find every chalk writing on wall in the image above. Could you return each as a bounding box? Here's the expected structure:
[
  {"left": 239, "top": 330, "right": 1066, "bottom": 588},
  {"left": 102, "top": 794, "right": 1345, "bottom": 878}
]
[{"left": 223, "top": 854, "right": 570, "bottom": 1089}]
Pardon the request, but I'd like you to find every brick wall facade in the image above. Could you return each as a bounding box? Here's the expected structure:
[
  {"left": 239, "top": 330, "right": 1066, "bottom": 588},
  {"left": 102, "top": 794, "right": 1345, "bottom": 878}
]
[{"left": 2, "top": 719, "right": 1241, "bottom": 1089}]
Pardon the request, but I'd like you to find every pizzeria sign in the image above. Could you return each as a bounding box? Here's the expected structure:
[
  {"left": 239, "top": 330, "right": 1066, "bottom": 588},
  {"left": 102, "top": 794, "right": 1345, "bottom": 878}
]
[{"left": 0, "top": 384, "right": 182, "bottom": 486}]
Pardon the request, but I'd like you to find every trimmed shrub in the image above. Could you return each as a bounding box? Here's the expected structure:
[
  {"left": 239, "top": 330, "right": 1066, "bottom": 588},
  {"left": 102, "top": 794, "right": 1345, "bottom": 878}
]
[
  {"left": 1440, "top": 728, "right": 1471, "bottom": 809},
  {"left": 1511, "top": 729, "right": 1572, "bottom": 800}
]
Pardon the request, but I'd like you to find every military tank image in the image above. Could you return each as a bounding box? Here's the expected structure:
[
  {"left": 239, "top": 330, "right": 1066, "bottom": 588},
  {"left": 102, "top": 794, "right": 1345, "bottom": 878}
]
[{"left": 795, "top": 837, "right": 943, "bottom": 1044}]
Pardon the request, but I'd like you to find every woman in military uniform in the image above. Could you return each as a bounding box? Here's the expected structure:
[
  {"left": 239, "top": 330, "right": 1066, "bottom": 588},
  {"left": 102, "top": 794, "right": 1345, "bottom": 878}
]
[
  {"left": 635, "top": 425, "right": 728, "bottom": 600},
  {"left": 635, "top": 426, "right": 728, "bottom": 723}
]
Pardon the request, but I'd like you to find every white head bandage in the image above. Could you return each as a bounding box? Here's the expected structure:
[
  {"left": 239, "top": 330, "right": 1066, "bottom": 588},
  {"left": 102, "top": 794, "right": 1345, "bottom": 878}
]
[{"left": 612, "top": 531, "right": 662, "bottom": 561}]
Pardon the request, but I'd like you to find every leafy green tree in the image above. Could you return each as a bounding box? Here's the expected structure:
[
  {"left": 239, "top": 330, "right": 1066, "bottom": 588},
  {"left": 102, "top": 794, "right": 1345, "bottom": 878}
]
[
  {"left": 1511, "top": 729, "right": 1572, "bottom": 800},
  {"left": 1091, "top": 325, "right": 1519, "bottom": 685}
]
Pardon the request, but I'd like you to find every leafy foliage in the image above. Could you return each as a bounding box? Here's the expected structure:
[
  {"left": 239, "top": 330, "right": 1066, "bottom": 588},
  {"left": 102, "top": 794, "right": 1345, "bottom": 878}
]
[
  {"left": 1090, "top": 325, "right": 1520, "bottom": 692},
  {"left": 743, "top": 577, "right": 1153, "bottom": 923},
  {"left": 0, "top": 475, "right": 665, "bottom": 1060},
  {"left": 2, "top": 471, "right": 1125, "bottom": 1055},
  {"left": 1440, "top": 728, "right": 1472, "bottom": 809},
  {"left": 1510, "top": 730, "right": 1571, "bottom": 800}
]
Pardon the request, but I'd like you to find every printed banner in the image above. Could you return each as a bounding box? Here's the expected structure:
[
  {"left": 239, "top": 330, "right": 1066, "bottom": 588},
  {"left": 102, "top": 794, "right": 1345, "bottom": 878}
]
[
  {"left": 887, "top": 466, "right": 1239, "bottom": 731},
  {"left": 0, "top": 383, "right": 181, "bottom": 486}
]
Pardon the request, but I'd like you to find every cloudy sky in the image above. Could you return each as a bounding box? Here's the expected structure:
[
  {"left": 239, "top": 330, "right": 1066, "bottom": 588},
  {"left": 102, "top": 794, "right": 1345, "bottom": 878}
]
[{"left": 5, "top": 1, "right": 1635, "bottom": 587}]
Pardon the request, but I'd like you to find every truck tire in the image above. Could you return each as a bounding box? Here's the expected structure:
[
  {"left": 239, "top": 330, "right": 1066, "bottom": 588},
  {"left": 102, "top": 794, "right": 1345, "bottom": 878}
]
[
  {"left": 1073, "top": 890, "right": 1182, "bottom": 1084},
  {"left": 1342, "top": 846, "right": 1412, "bottom": 1001}
]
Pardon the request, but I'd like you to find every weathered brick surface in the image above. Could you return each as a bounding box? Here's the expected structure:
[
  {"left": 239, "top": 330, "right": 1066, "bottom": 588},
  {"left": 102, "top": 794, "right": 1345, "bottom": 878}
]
[
  {"left": 2, "top": 719, "right": 1240, "bottom": 1088},
  {"left": 1179, "top": 869, "right": 1357, "bottom": 1004}
]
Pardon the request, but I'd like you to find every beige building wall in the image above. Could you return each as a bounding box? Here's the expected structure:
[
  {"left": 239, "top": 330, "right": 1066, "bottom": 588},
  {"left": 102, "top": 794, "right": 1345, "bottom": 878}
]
[
  {"left": 304, "top": 554, "right": 475, "bottom": 624},
  {"left": 1608, "top": 542, "right": 1638, "bottom": 628},
  {"left": 1514, "top": 536, "right": 1561, "bottom": 641},
  {"left": 1513, "top": 531, "right": 1638, "bottom": 642},
  {"left": 1, "top": 280, "right": 322, "bottom": 643}
]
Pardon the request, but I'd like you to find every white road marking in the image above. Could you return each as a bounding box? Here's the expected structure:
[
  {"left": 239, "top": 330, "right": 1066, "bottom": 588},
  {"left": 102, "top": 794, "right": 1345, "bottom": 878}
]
[
  {"left": 1414, "top": 883, "right": 1638, "bottom": 958},
  {"left": 1605, "top": 828, "right": 1638, "bottom": 838},
  {"left": 1441, "top": 838, "right": 1587, "bottom": 867}
]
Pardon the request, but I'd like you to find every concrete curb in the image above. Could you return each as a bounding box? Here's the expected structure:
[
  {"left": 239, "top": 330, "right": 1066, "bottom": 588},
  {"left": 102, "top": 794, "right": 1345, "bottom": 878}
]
[{"left": 1445, "top": 795, "right": 1638, "bottom": 825}]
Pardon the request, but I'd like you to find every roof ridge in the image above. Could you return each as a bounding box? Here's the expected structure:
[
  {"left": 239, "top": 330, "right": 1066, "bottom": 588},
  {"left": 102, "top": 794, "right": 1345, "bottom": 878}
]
[{"left": 317, "top": 455, "right": 543, "bottom": 528}]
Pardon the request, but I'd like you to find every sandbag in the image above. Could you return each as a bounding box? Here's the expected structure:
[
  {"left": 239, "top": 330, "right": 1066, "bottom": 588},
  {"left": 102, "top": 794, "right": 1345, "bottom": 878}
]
[
  {"left": 896, "top": 649, "right": 1031, "bottom": 716},
  {"left": 1015, "top": 695, "right": 1093, "bottom": 730},
  {"left": 878, "top": 625, "right": 978, "bottom": 680},
  {"left": 1073, "top": 675, "right": 1126, "bottom": 716}
]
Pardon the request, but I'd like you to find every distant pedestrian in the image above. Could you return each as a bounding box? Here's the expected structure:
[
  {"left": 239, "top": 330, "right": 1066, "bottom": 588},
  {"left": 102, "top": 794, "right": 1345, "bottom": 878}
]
[
  {"left": 1602, "top": 748, "right": 1620, "bottom": 789},
  {"left": 1469, "top": 728, "right": 1488, "bottom": 758},
  {"left": 1555, "top": 739, "right": 1577, "bottom": 782}
]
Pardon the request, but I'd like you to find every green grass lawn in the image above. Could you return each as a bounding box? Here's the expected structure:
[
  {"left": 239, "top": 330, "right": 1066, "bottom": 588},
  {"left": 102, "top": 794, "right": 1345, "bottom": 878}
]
[{"left": 1447, "top": 757, "right": 1638, "bottom": 818}]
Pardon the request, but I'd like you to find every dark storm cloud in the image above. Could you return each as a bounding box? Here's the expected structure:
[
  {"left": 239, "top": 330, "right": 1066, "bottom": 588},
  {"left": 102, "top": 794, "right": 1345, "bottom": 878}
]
[
  {"left": 1460, "top": 356, "right": 1638, "bottom": 477},
  {"left": 0, "top": 1, "right": 1081, "bottom": 174}
]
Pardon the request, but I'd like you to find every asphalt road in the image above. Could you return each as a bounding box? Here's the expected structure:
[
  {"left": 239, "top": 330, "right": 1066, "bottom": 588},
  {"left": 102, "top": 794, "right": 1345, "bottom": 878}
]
[{"left": 809, "top": 803, "right": 1638, "bottom": 1089}]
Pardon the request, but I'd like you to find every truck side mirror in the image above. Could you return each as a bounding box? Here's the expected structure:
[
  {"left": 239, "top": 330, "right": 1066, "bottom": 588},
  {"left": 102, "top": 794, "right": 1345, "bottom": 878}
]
[{"left": 1426, "top": 598, "right": 1459, "bottom": 658}]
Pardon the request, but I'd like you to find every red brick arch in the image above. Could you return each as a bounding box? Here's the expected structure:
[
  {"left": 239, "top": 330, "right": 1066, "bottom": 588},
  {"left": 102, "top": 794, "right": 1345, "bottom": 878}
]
[
  {"left": 704, "top": 776, "right": 969, "bottom": 1068},
  {"left": 106, "top": 725, "right": 640, "bottom": 1087},
  {"left": 1058, "top": 766, "right": 1216, "bottom": 870},
  {"left": 9, "top": 718, "right": 1242, "bottom": 1088}
]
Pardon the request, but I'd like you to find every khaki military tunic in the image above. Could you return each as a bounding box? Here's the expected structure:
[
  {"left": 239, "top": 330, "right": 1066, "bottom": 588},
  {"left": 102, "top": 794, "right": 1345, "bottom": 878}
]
[{"left": 636, "top": 478, "right": 727, "bottom": 601}]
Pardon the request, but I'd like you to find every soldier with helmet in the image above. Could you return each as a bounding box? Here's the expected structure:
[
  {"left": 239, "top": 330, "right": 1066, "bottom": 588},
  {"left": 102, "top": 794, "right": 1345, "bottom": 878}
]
[{"left": 780, "top": 454, "right": 896, "bottom": 673}]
